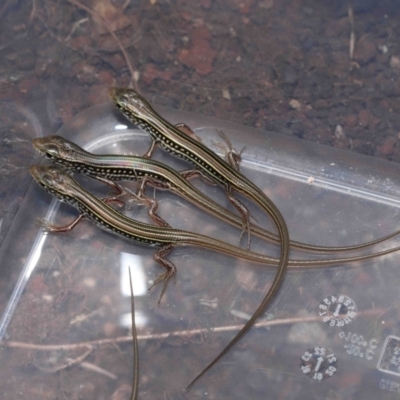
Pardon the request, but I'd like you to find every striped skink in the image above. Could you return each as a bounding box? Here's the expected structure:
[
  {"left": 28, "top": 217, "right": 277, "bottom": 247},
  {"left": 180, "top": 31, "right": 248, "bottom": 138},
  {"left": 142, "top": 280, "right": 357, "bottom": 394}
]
[
  {"left": 30, "top": 165, "right": 400, "bottom": 387},
  {"left": 32, "top": 135, "right": 400, "bottom": 254},
  {"left": 109, "top": 87, "right": 291, "bottom": 388}
]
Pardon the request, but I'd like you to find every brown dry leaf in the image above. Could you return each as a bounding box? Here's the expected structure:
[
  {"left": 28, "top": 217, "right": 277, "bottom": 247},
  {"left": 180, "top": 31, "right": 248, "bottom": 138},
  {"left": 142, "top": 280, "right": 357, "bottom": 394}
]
[
  {"left": 178, "top": 27, "right": 216, "bottom": 76},
  {"left": 142, "top": 63, "right": 172, "bottom": 85},
  {"left": 91, "top": 0, "right": 131, "bottom": 35}
]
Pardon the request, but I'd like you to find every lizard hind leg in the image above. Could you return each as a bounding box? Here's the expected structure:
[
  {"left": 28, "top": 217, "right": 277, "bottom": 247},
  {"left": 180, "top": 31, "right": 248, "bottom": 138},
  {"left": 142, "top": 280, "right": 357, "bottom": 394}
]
[
  {"left": 149, "top": 244, "right": 177, "bottom": 304},
  {"left": 227, "top": 187, "right": 252, "bottom": 250}
]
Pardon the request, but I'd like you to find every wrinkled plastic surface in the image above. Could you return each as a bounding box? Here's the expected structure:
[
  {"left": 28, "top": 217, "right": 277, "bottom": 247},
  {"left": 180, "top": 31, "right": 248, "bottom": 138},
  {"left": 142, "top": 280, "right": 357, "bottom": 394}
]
[{"left": 1, "top": 104, "right": 400, "bottom": 399}]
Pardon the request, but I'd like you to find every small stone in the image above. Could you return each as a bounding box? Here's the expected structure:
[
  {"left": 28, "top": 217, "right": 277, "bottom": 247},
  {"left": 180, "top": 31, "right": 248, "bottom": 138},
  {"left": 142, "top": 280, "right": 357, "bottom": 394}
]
[
  {"left": 378, "top": 136, "right": 397, "bottom": 156},
  {"left": 289, "top": 99, "right": 302, "bottom": 111},
  {"left": 222, "top": 88, "right": 231, "bottom": 100},
  {"left": 379, "top": 44, "right": 388, "bottom": 54},
  {"left": 334, "top": 125, "right": 346, "bottom": 139},
  {"left": 390, "top": 56, "right": 400, "bottom": 69}
]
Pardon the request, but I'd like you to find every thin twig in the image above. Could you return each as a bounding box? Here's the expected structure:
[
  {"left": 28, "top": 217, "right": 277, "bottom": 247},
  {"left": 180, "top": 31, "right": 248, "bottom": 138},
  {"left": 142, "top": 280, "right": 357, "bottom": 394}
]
[
  {"left": 30, "top": 0, "right": 37, "bottom": 21},
  {"left": 34, "top": 346, "right": 93, "bottom": 373},
  {"left": 2, "top": 307, "right": 384, "bottom": 352},
  {"left": 80, "top": 361, "right": 118, "bottom": 379},
  {"left": 38, "top": 16, "right": 81, "bottom": 53},
  {"left": 64, "top": 17, "right": 89, "bottom": 42},
  {"left": 348, "top": 4, "right": 356, "bottom": 63}
]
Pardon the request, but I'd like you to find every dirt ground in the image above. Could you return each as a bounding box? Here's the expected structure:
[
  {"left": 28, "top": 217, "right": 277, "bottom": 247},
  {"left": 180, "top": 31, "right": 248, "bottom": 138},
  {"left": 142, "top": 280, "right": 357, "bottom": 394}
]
[
  {"left": 1, "top": 1, "right": 400, "bottom": 399},
  {"left": 1, "top": 0, "right": 400, "bottom": 160}
]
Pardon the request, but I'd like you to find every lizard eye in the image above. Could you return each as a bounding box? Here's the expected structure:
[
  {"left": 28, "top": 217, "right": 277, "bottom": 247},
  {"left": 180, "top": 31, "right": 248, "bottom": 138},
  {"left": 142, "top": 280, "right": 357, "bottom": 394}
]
[
  {"left": 45, "top": 145, "right": 59, "bottom": 159},
  {"left": 42, "top": 174, "right": 53, "bottom": 186}
]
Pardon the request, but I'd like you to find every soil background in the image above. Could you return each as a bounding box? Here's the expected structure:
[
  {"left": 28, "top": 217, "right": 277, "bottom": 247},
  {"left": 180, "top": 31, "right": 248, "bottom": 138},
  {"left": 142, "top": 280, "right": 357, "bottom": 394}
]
[
  {"left": 1, "top": 0, "right": 400, "bottom": 159},
  {"left": 1, "top": 1, "right": 400, "bottom": 399}
]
